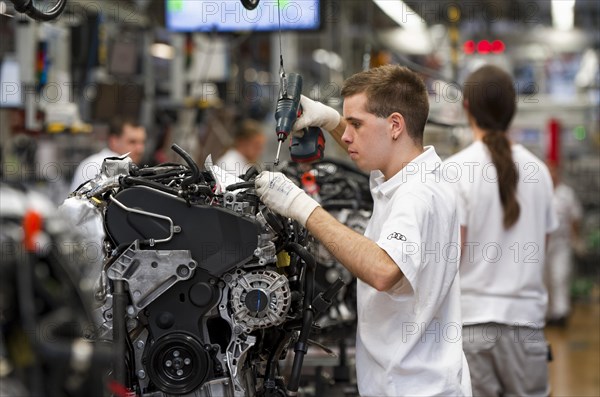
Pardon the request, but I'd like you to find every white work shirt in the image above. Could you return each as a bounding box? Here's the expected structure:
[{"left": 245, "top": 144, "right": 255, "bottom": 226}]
[
  {"left": 443, "top": 141, "right": 558, "bottom": 328},
  {"left": 215, "top": 148, "right": 251, "bottom": 178},
  {"left": 70, "top": 148, "right": 119, "bottom": 192},
  {"left": 357, "top": 146, "right": 471, "bottom": 397}
]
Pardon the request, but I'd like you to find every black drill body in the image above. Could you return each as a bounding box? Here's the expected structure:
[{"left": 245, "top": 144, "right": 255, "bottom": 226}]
[{"left": 274, "top": 73, "right": 325, "bottom": 164}]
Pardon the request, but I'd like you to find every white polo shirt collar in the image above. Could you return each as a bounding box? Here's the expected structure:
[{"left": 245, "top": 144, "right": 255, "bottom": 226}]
[{"left": 371, "top": 145, "right": 441, "bottom": 198}]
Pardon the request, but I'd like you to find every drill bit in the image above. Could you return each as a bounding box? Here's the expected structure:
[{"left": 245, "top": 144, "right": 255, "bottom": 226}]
[{"left": 274, "top": 140, "right": 283, "bottom": 166}]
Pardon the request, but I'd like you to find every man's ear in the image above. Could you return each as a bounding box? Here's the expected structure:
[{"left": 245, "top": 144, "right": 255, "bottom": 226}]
[
  {"left": 389, "top": 112, "right": 404, "bottom": 140},
  {"left": 107, "top": 134, "right": 119, "bottom": 151},
  {"left": 463, "top": 99, "right": 469, "bottom": 110}
]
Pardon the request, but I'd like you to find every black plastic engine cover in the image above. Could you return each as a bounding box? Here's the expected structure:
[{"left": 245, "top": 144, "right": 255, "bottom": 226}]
[{"left": 105, "top": 186, "right": 259, "bottom": 276}]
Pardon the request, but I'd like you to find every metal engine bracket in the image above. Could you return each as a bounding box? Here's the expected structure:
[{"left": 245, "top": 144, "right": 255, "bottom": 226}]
[{"left": 107, "top": 242, "right": 197, "bottom": 315}]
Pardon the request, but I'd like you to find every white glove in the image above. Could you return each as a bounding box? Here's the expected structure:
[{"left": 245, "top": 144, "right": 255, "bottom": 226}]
[
  {"left": 255, "top": 171, "right": 320, "bottom": 227},
  {"left": 293, "top": 95, "right": 341, "bottom": 133}
]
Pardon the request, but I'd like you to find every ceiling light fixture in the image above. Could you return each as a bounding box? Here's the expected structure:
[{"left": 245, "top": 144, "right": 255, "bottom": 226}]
[
  {"left": 372, "top": 0, "right": 427, "bottom": 31},
  {"left": 151, "top": 43, "right": 175, "bottom": 60},
  {"left": 552, "top": 0, "right": 576, "bottom": 31}
]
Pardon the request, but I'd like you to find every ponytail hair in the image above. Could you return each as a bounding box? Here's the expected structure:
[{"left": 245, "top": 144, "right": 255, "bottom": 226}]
[
  {"left": 464, "top": 65, "right": 520, "bottom": 228},
  {"left": 482, "top": 130, "right": 520, "bottom": 228}
]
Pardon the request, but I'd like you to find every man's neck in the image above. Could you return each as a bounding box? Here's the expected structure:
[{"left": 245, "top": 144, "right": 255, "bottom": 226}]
[{"left": 382, "top": 143, "right": 425, "bottom": 181}]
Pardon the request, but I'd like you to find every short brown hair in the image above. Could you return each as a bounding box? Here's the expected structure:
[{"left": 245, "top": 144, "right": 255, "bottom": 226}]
[
  {"left": 110, "top": 116, "right": 142, "bottom": 138},
  {"left": 341, "top": 65, "right": 429, "bottom": 144},
  {"left": 234, "top": 119, "right": 264, "bottom": 142}
]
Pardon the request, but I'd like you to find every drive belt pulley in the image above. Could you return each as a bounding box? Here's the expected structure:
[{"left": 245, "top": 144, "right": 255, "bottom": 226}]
[{"left": 146, "top": 333, "right": 211, "bottom": 395}]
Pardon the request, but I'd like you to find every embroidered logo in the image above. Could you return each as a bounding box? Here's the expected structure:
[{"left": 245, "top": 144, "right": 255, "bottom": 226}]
[{"left": 387, "top": 232, "right": 407, "bottom": 241}]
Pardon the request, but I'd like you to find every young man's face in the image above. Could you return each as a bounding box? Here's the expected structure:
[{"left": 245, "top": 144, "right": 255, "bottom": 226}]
[
  {"left": 341, "top": 93, "right": 393, "bottom": 173},
  {"left": 110, "top": 124, "right": 146, "bottom": 164},
  {"left": 238, "top": 133, "right": 267, "bottom": 163}
]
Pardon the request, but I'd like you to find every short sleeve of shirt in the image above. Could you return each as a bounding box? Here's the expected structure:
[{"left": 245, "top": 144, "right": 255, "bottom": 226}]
[{"left": 374, "top": 193, "right": 429, "bottom": 296}]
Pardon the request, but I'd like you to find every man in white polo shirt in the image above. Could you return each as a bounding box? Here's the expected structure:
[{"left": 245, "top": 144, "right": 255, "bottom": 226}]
[
  {"left": 70, "top": 118, "right": 146, "bottom": 192},
  {"left": 255, "top": 65, "right": 471, "bottom": 396}
]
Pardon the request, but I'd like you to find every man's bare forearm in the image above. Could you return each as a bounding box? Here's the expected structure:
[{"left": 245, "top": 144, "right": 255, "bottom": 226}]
[{"left": 305, "top": 207, "right": 402, "bottom": 291}]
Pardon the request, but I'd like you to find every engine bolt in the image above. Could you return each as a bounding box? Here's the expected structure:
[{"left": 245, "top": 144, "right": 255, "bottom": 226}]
[
  {"left": 173, "top": 350, "right": 180, "bottom": 357},
  {"left": 136, "top": 340, "right": 145, "bottom": 349},
  {"left": 165, "top": 360, "right": 172, "bottom": 367},
  {"left": 177, "top": 266, "right": 189, "bottom": 277},
  {"left": 137, "top": 370, "right": 146, "bottom": 379},
  {"left": 176, "top": 369, "right": 184, "bottom": 376},
  {"left": 127, "top": 318, "right": 138, "bottom": 329},
  {"left": 184, "top": 358, "right": 191, "bottom": 365}
]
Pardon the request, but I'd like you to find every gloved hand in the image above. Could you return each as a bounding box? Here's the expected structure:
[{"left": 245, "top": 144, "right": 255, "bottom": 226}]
[
  {"left": 255, "top": 171, "right": 320, "bottom": 227},
  {"left": 293, "top": 95, "right": 341, "bottom": 134}
]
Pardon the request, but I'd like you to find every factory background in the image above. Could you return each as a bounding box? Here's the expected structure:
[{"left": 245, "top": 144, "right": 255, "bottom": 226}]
[{"left": 0, "top": 1, "right": 598, "bottom": 396}]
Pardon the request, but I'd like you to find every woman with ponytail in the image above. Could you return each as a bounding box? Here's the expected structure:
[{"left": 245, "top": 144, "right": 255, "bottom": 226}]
[{"left": 444, "top": 65, "right": 558, "bottom": 397}]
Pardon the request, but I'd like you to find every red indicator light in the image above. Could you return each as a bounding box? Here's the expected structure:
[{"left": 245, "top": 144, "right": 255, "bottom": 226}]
[
  {"left": 477, "top": 40, "right": 492, "bottom": 54},
  {"left": 463, "top": 40, "right": 475, "bottom": 54},
  {"left": 492, "top": 40, "right": 505, "bottom": 53}
]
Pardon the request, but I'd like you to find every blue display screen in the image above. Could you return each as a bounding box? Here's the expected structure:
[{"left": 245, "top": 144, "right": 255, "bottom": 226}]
[{"left": 166, "top": 0, "right": 321, "bottom": 32}]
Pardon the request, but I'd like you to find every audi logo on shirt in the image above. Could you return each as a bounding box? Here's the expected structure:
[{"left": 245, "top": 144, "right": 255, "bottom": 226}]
[{"left": 387, "top": 232, "right": 407, "bottom": 241}]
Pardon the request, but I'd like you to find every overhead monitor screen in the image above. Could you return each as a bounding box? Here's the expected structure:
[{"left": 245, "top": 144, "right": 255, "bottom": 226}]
[
  {"left": 166, "top": 0, "right": 321, "bottom": 32},
  {"left": 0, "top": 56, "right": 22, "bottom": 108}
]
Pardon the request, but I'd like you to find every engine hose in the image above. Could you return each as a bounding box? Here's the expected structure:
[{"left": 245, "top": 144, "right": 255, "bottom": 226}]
[
  {"left": 284, "top": 243, "right": 315, "bottom": 310},
  {"left": 225, "top": 181, "right": 255, "bottom": 191},
  {"left": 112, "top": 280, "right": 128, "bottom": 388},
  {"left": 121, "top": 176, "right": 179, "bottom": 196},
  {"left": 264, "top": 330, "right": 290, "bottom": 386},
  {"left": 287, "top": 310, "right": 314, "bottom": 394},
  {"left": 154, "top": 162, "right": 188, "bottom": 168},
  {"left": 284, "top": 243, "right": 316, "bottom": 393},
  {"left": 241, "top": 166, "right": 260, "bottom": 181},
  {"left": 136, "top": 165, "right": 187, "bottom": 176},
  {"left": 287, "top": 254, "right": 300, "bottom": 278},
  {"left": 143, "top": 169, "right": 190, "bottom": 180},
  {"left": 171, "top": 144, "right": 205, "bottom": 188}
]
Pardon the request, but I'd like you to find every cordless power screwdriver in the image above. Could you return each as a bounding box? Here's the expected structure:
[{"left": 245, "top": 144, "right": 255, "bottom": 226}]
[{"left": 274, "top": 73, "right": 325, "bottom": 165}]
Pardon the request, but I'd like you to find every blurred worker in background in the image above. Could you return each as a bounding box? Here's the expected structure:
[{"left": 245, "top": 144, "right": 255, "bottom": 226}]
[
  {"left": 255, "top": 65, "right": 471, "bottom": 396},
  {"left": 216, "top": 119, "right": 266, "bottom": 177},
  {"left": 444, "top": 65, "right": 558, "bottom": 397},
  {"left": 70, "top": 118, "right": 146, "bottom": 192},
  {"left": 545, "top": 162, "right": 584, "bottom": 327}
]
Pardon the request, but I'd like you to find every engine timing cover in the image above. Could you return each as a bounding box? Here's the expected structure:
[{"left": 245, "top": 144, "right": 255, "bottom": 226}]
[{"left": 105, "top": 186, "right": 259, "bottom": 276}]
